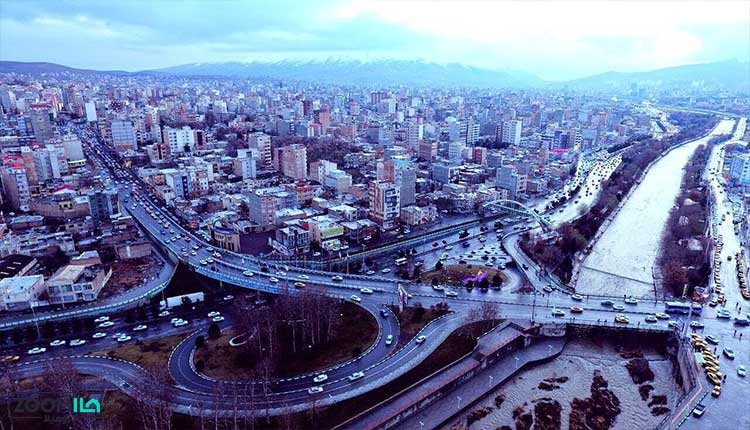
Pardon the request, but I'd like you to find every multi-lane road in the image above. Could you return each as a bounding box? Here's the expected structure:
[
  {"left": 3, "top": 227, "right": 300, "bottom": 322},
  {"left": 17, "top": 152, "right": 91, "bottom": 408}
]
[{"left": 6, "top": 118, "right": 750, "bottom": 425}]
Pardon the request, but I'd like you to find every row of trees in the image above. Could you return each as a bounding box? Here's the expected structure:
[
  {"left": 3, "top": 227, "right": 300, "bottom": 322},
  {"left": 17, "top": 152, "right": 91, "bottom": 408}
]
[
  {"left": 522, "top": 113, "right": 719, "bottom": 282},
  {"left": 659, "top": 143, "right": 712, "bottom": 296},
  {"left": 233, "top": 288, "right": 342, "bottom": 373}
]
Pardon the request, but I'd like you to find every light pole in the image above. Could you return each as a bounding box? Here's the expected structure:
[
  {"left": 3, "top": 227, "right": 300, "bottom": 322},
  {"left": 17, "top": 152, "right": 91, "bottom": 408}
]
[
  {"left": 419, "top": 421, "right": 424, "bottom": 430},
  {"left": 514, "top": 356, "right": 520, "bottom": 369},
  {"left": 456, "top": 395, "right": 462, "bottom": 410},
  {"left": 489, "top": 375, "right": 494, "bottom": 387}
]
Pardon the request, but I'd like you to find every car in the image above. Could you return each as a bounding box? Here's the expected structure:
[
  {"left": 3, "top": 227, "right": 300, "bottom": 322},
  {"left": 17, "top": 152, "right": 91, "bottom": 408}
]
[
  {"left": 350, "top": 295, "right": 362, "bottom": 303},
  {"left": 722, "top": 347, "right": 735, "bottom": 359},
  {"left": 70, "top": 339, "right": 87, "bottom": 347},
  {"left": 27, "top": 347, "right": 47, "bottom": 355},
  {"left": 331, "top": 275, "right": 344, "bottom": 282},
  {"left": 655, "top": 312, "right": 670, "bottom": 320},
  {"left": 381, "top": 268, "right": 391, "bottom": 274},
  {"left": 570, "top": 306, "right": 584, "bottom": 313},
  {"left": 385, "top": 334, "right": 393, "bottom": 345},
  {"left": 173, "top": 319, "right": 189, "bottom": 327},
  {"left": 360, "top": 287, "right": 374, "bottom": 294},
  {"left": 615, "top": 314, "right": 630, "bottom": 324},
  {"left": 0, "top": 355, "right": 20, "bottom": 363},
  {"left": 571, "top": 294, "right": 584, "bottom": 301},
  {"left": 212, "top": 316, "right": 225, "bottom": 322},
  {"left": 49, "top": 340, "right": 66, "bottom": 347},
  {"left": 92, "top": 332, "right": 106, "bottom": 339},
  {"left": 294, "top": 282, "right": 306, "bottom": 288},
  {"left": 223, "top": 295, "right": 234, "bottom": 301},
  {"left": 645, "top": 315, "right": 657, "bottom": 323},
  {"left": 313, "top": 374, "right": 328, "bottom": 383},
  {"left": 269, "top": 277, "right": 280, "bottom": 283},
  {"left": 612, "top": 304, "right": 625, "bottom": 311},
  {"left": 207, "top": 311, "right": 221, "bottom": 318},
  {"left": 690, "top": 321, "right": 705, "bottom": 329},
  {"left": 158, "top": 310, "right": 170, "bottom": 317},
  {"left": 734, "top": 316, "right": 750, "bottom": 326},
  {"left": 117, "top": 335, "right": 132, "bottom": 343},
  {"left": 624, "top": 297, "right": 638, "bottom": 305},
  {"left": 94, "top": 316, "right": 110, "bottom": 323},
  {"left": 133, "top": 324, "right": 148, "bottom": 331},
  {"left": 308, "top": 386, "right": 324, "bottom": 395},
  {"left": 716, "top": 310, "right": 731, "bottom": 319},
  {"left": 366, "top": 270, "right": 375, "bottom": 275},
  {"left": 711, "top": 386, "right": 722, "bottom": 397},
  {"left": 692, "top": 402, "right": 707, "bottom": 417},
  {"left": 543, "top": 286, "right": 554, "bottom": 293},
  {"left": 600, "top": 300, "right": 614, "bottom": 307},
  {"left": 705, "top": 335, "right": 719, "bottom": 345},
  {"left": 445, "top": 290, "right": 458, "bottom": 297},
  {"left": 348, "top": 371, "right": 365, "bottom": 382},
  {"left": 738, "top": 365, "right": 746, "bottom": 377},
  {"left": 206, "top": 258, "right": 214, "bottom": 264},
  {"left": 170, "top": 317, "right": 182, "bottom": 324},
  {"left": 416, "top": 335, "right": 427, "bottom": 344},
  {"left": 199, "top": 260, "right": 208, "bottom": 266}
]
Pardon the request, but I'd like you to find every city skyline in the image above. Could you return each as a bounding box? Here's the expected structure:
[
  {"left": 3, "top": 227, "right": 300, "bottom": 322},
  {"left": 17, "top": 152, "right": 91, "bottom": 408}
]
[{"left": 1, "top": 0, "right": 748, "bottom": 80}]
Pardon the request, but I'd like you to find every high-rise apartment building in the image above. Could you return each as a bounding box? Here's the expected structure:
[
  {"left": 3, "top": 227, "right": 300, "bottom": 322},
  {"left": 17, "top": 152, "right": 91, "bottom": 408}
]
[
  {"left": 369, "top": 180, "right": 400, "bottom": 230},
  {"left": 276, "top": 144, "right": 307, "bottom": 180},
  {"left": 501, "top": 120, "right": 522, "bottom": 146},
  {"left": 29, "top": 103, "right": 55, "bottom": 144},
  {"left": 247, "top": 132, "right": 272, "bottom": 169}
]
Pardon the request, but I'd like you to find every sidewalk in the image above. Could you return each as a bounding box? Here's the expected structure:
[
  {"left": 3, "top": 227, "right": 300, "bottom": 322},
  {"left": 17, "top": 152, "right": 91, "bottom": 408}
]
[{"left": 394, "top": 338, "right": 566, "bottom": 430}]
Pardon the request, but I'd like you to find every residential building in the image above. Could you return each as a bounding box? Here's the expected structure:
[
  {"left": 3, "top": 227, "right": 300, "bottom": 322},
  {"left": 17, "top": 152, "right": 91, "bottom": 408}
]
[
  {"left": 0, "top": 275, "right": 45, "bottom": 311},
  {"left": 369, "top": 180, "right": 400, "bottom": 230}
]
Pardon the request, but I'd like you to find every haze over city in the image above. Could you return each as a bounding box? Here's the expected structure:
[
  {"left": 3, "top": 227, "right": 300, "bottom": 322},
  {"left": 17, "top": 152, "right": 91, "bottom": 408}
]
[{"left": 0, "top": 1, "right": 748, "bottom": 430}]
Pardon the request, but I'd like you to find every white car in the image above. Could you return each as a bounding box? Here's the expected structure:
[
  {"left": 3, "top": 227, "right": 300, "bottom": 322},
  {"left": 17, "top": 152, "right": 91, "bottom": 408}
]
[
  {"left": 313, "top": 374, "right": 328, "bottom": 383},
  {"left": 445, "top": 291, "right": 458, "bottom": 297},
  {"left": 269, "top": 277, "right": 280, "bottom": 283},
  {"left": 381, "top": 268, "right": 391, "bottom": 274},
  {"left": 738, "top": 365, "right": 746, "bottom": 377},
  {"left": 212, "top": 316, "right": 225, "bottom": 322},
  {"left": 348, "top": 371, "right": 365, "bottom": 382},
  {"left": 331, "top": 275, "right": 343, "bottom": 282},
  {"left": 94, "top": 316, "right": 110, "bottom": 323},
  {"left": 158, "top": 310, "right": 170, "bottom": 317},
  {"left": 49, "top": 340, "right": 66, "bottom": 347},
  {"left": 360, "top": 287, "right": 374, "bottom": 294},
  {"left": 308, "top": 386, "right": 324, "bottom": 395},
  {"left": 70, "top": 339, "right": 87, "bottom": 347},
  {"left": 170, "top": 317, "right": 182, "bottom": 324},
  {"left": 624, "top": 297, "right": 638, "bottom": 305},
  {"left": 571, "top": 294, "right": 584, "bottom": 301},
  {"left": 385, "top": 334, "right": 394, "bottom": 345},
  {"left": 207, "top": 311, "right": 221, "bottom": 318},
  {"left": 27, "top": 347, "right": 47, "bottom": 355},
  {"left": 551, "top": 309, "right": 565, "bottom": 317},
  {"left": 173, "top": 319, "right": 189, "bottom": 327},
  {"left": 223, "top": 295, "right": 234, "bottom": 301},
  {"left": 116, "top": 335, "right": 132, "bottom": 343},
  {"left": 350, "top": 295, "right": 362, "bottom": 303},
  {"left": 92, "top": 332, "right": 107, "bottom": 339},
  {"left": 243, "top": 270, "right": 254, "bottom": 277},
  {"left": 298, "top": 274, "right": 310, "bottom": 280},
  {"left": 133, "top": 324, "right": 148, "bottom": 331},
  {"left": 415, "top": 335, "right": 427, "bottom": 344},
  {"left": 655, "top": 312, "right": 670, "bottom": 320}
]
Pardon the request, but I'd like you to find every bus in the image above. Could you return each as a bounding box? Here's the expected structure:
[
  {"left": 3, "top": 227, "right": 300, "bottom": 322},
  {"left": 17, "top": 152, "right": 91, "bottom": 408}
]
[
  {"left": 665, "top": 301, "right": 703, "bottom": 316},
  {"left": 394, "top": 257, "right": 408, "bottom": 266}
]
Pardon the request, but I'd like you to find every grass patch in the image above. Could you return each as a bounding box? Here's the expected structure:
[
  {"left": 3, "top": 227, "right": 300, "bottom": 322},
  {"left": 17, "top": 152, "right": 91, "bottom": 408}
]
[
  {"left": 421, "top": 264, "right": 506, "bottom": 288},
  {"left": 88, "top": 332, "right": 187, "bottom": 378},
  {"left": 390, "top": 305, "right": 446, "bottom": 348},
  {"left": 195, "top": 301, "right": 377, "bottom": 379}
]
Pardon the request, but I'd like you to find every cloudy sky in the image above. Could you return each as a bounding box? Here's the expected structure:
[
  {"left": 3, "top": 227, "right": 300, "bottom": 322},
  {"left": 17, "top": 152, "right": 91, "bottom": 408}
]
[{"left": 1, "top": 0, "right": 748, "bottom": 80}]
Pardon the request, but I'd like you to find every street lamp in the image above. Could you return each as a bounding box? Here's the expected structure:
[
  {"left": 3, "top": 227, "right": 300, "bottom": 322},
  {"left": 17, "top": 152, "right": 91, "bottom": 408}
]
[
  {"left": 456, "top": 395, "right": 462, "bottom": 410},
  {"left": 514, "top": 356, "right": 520, "bottom": 369},
  {"left": 488, "top": 375, "right": 494, "bottom": 387}
]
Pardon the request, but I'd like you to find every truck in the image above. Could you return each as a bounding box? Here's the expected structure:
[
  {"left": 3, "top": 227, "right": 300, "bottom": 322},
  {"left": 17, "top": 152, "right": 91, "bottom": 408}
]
[{"left": 159, "top": 292, "right": 204, "bottom": 310}]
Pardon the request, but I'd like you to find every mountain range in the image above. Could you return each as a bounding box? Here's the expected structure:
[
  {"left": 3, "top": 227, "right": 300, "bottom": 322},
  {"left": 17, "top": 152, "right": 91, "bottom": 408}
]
[{"left": 1, "top": 58, "right": 747, "bottom": 90}]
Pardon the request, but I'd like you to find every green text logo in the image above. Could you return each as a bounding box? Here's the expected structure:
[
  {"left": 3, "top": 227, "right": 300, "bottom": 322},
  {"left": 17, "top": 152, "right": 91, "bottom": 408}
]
[{"left": 72, "top": 397, "right": 100, "bottom": 414}]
